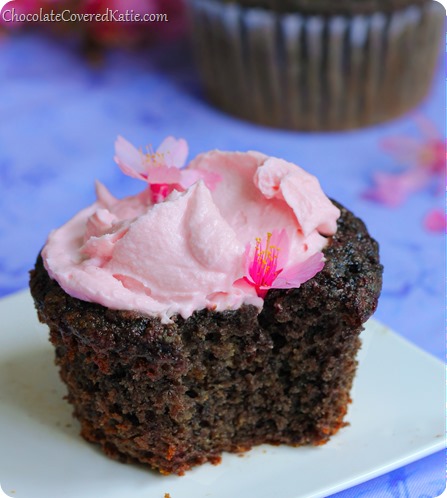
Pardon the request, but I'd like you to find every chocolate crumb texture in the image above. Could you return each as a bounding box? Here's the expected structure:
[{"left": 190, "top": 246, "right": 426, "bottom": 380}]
[{"left": 30, "top": 202, "right": 382, "bottom": 475}]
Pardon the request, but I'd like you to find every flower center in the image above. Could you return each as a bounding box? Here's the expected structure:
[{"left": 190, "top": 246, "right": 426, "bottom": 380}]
[
  {"left": 143, "top": 146, "right": 166, "bottom": 167},
  {"left": 250, "top": 232, "right": 281, "bottom": 288}
]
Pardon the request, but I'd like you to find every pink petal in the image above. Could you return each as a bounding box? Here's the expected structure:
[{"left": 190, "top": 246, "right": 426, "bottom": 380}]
[
  {"left": 178, "top": 169, "right": 207, "bottom": 189},
  {"left": 363, "top": 169, "right": 431, "bottom": 207},
  {"left": 114, "top": 136, "right": 147, "bottom": 180},
  {"left": 156, "top": 136, "right": 188, "bottom": 169},
  {"left": 243, "top": 243, "right": 252, "bottom": 277},
  {"left": 233, "top": 276, "right": 258, "bottom": 294},
  {"left": 381, "top": 118, "right": 445, "bottom": 173},
  {"left": 423, "top": 140, "right": 445, "bottom": 175},
  {"left": 179, "top": 169, "right": 222, "bottom": 191},
  {"left": 145, "top": 166, "right": 182, "bottom": 184},
  {"left": 423, "top": 209, "right": 446, "bottom": 233},
  {"left": 268, "top": 228, "right": 290, "bottom": 269},
  {"left": 273, "top": 252, "right": 325, "bottom": 289}
]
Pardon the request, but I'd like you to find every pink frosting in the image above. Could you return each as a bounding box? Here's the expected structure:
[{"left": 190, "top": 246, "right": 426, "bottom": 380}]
[{"left": 43, "top": 148, "right": 340, "bottom": 323}]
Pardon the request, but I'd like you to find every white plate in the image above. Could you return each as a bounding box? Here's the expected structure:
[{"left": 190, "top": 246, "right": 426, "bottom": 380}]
[{"left": 0, "top": 291, "right": 444, "bottom": 498}]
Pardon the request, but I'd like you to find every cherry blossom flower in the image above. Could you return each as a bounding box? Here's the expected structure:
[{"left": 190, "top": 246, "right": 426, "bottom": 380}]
[
  {"left": 241, "top": 229, "right": 324, "bottom": 298},
  {"left": 114, "top": 135, "right": 220, "bottom": 203},
  {"left": 363, "top": 169, "right": 430, "bottom": 207},
  {"left": 364, "top": 117, "right": 445, "bottom": 207}
]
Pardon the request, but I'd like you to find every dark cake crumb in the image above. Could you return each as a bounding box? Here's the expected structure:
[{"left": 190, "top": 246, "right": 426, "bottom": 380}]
[{"left": 30, "top": 202, "right": 382, "bottom": 475}]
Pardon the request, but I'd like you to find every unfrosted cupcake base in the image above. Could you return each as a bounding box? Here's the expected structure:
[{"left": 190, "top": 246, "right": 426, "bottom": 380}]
[{"left": 188, "top": 0, "right": 444, "bottom": 130}]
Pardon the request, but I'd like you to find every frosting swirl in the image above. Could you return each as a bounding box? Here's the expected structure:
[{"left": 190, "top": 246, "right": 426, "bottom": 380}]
[{"left": 43, "top": 139, "right": 340, "bottom": 323}]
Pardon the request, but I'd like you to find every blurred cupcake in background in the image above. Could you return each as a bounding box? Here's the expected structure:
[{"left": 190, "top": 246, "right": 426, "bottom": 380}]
[{"left": 186, "top": 0, "right": 444, "bottom": 131}]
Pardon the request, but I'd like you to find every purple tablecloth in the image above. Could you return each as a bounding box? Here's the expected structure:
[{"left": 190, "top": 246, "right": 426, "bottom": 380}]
[{"left": 0, "top": 32, "right": 444, "bottom": 497}]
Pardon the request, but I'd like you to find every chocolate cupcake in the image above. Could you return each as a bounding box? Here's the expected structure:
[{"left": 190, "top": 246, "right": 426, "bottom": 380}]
[
  {"left": 187, "top": 0, "right": 444, "bottom": 130},
  {"left": 30, "top": 137, "right": 383, "bottom": 474}
]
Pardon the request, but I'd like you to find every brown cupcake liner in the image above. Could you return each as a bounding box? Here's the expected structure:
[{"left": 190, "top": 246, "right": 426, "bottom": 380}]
[
  {"left": 188, "top": 0, "right": 444, "bottom": 131},
  {"left": 215, "top": 0, "right": 430, "bottom": 16}
]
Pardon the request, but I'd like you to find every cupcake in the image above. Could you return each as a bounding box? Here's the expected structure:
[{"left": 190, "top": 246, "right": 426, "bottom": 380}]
[
  {"left": 186, "top": 0, "right": 444, "bottom": 131},
  {"left": 30, "top": 136, "right": 382, "bottom": 474}
]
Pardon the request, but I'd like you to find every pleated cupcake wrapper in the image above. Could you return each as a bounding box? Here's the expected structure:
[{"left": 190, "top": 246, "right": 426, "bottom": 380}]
[{"left": 188, "top": 0, "right": 444, "bottom": 130}]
